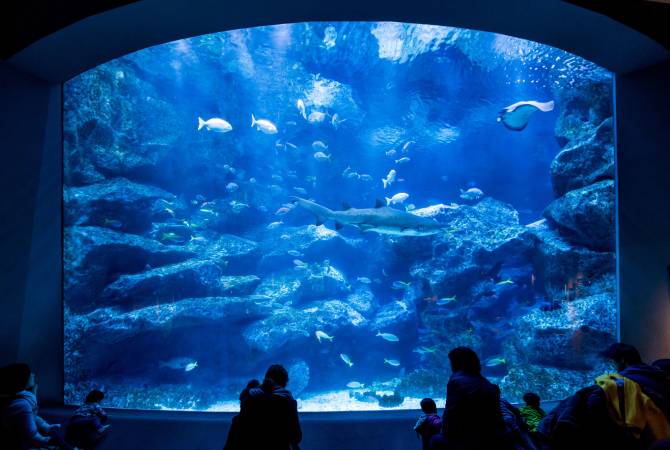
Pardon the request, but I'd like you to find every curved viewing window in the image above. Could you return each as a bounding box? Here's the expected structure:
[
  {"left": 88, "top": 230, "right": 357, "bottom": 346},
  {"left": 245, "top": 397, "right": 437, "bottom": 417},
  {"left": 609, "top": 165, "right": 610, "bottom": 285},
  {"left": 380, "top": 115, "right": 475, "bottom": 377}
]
[{"left": 63, "top": 22, "right": 616, "bottom": 411}]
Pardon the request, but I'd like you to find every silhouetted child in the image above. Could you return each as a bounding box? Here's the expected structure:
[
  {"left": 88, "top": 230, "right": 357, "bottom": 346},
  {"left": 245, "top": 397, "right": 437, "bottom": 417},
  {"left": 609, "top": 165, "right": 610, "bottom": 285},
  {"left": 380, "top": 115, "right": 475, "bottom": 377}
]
[
  {"left": 519, "top": 392, "right": 546, "bottom": 434},
  {"left": 414, "top": 397, "right": 442, "bottom": 450},
  {"left": 65, "top": 390, "right": 109, "bottom": 449}
]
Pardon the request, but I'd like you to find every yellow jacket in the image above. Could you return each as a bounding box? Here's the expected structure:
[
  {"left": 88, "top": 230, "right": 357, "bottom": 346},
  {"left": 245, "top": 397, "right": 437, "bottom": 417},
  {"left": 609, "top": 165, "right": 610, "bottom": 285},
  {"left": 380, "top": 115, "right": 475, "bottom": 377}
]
[{"left": 595, "top": 373, "right": 670, "bottom": 441}]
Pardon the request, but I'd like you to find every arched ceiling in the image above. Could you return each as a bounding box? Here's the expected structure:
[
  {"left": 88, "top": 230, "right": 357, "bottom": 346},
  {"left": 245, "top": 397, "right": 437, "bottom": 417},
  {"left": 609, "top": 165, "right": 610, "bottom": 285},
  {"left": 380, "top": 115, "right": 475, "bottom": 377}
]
[{"left": 3, "top": 0, "right": 670, "bottom": 82}]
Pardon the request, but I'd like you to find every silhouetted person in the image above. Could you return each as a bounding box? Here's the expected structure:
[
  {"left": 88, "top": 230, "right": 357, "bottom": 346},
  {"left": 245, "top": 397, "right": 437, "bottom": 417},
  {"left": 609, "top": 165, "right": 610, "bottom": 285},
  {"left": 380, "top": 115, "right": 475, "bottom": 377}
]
[
  {"left": 431, "top": 347, "right": 512, "bottom": 450},
  {"left": 223, "top": 379, "right": 260, "bottom": 450},
  {"left": 414, "top": 397, "right": 441, "bottom": 450},
  {"left": 602, "top": 343, "right": 670, "bottom": 422},
  {"left": 225, "top": 365, "right": 301, "bottom": 450},
  {"left": 500, "top": 397, "right": 537, "bottom": 450},
  {"left": 519, "top": 393, "right": 546, "bottom": 434},
  {"left": 65, "top": 389, "right": 109, "bottom": 449},
  {"left": 537, "top": 343, "right": 670, "bottom": 450},
  {"left": 0, "top": 363, "right": 76, "bottom": 449}
]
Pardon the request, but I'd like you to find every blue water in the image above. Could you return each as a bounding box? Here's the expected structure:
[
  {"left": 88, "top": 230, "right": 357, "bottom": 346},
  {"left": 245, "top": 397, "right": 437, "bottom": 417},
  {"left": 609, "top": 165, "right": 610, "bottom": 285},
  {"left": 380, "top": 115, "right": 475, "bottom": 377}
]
[{"left": 63, "top": 22, "right": 615, "bottom": 411}]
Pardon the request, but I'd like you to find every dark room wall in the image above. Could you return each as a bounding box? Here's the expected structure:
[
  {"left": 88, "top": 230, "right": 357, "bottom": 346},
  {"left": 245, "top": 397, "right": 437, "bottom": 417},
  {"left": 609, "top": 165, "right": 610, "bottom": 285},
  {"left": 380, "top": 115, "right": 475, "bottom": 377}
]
[
  {"left": 617, "top": 59, "right": 670, "bottom": 361},
  {"left": 0, "top": 62, "right": 63, "bottom": 404}
]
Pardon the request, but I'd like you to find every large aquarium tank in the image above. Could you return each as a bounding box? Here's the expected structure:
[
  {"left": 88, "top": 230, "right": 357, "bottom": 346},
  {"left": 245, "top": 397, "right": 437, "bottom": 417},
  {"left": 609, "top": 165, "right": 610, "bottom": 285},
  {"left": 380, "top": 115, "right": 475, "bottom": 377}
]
[{"left": 63, "top": 22, "right": 616, "bottom": 411}]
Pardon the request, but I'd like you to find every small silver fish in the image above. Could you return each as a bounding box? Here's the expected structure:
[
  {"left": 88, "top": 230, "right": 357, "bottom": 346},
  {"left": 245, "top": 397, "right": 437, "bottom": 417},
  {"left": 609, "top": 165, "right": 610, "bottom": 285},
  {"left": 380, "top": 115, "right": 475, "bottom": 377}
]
[
  {"left": 340, "top": 353, "right": 354, "bottom": 367},
  {"left": 315, "top": 330, "right": 334, "bottom": 342},
  {"left": 296, "top": 99, "right": 307, "bottom": 119},
  {"left": 312, "top": 140, "right": 328, "bottom": 151},
  {"left": 376, "top": 331, "right": 400, "bottom": 342},
  {"left": 346, "top": 381, "right": 365, "bottom": 389},
  {"left": 287, "top": 250, "right": 302, "bottom": 257},
  {"left": 485, "top": 357, "right": 507, "bottom": 367},
  {"left": 267, "top": 221, "right": 283, "bottom": 230},
  {"left": 314, "top": 152, "right": 331, "bottom": 162},
  {"left": 436, "top": 296, "right": 457, "bottom": 305},
  {"left": 357, "top": 277, "right": 372, "bottom": 284},
  {"left": 384, "top": 358, "right": 400, "bottom": 367},
  {"left": 251, "top": 114, "right": 278, "bottom": 134},
  {"left": 392, "top": 281, "right": 411, "bottom": 290}
]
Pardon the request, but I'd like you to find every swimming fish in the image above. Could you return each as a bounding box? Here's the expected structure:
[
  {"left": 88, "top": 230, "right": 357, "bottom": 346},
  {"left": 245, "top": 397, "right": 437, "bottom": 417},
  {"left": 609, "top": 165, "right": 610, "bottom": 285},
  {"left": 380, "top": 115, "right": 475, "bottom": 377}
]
[
  {"left": 395, "top": 157, "right": 411, "bottom": 164},
  {"left": 197, "top": 117, "right": 232, "bottom": 133},
  {"left": 460, "top": 188, "right": 484, "bottom": 201},
  {"left": 251, "top": 114, "right": 278, "bottom": 134},
  {"left": 228, "top": 200, "right": 250, "bottom": 213},
  {"left": 292, "top": 197, "right": 445, "bottom": 237},
  {"left": 405, "top": 204, "right": 416, "bottom": 212},
  {"left": 316, "top": 330, "right": 334, "bottom": 343},
  {"left": 293, "top": 187, "right": 308, "bottom": 195},
  {"left": 386, "top": 193, "right": 409, "bottom": 206},
  {"left": 313, "top": 152, "right": 331, "bottom": 162},
  {"left": 308, "top": 111, "right": 327, "bottom": 124},
  {"left": 385, "top": 149, "right": 397, "bottom": 157},
  {"left": 384, "top": 358, "right": 401, "bottom": 367},
  {"left": 275, "top": 207, "right": 291, "bottom": 215},
  {"left": 359, "top": 174, "right": 373, "bottom": 182},
  {"left": 340, "top": 353, "right": 354, "bottom": 367},
  {"left": 161, "top": 232, "right": 182, "bottom": 243},
  {"left": 413, "top": 346, "right": 438, "bottom": 355},
  {"left": 392, "top": 281, "right": 411, "bottom": 290},
  {"left": 293, "top": 259, "right": 308, "bottom": 268},
  {"left": 497, "top": 100, "right": 554, "bottom": 131},
  {"left": 496, "top": 279, "right": 515, "bottom": 286},
  {"left": 287, "top": 250, "right": 302, "bottom": 257},
  {"left": 436, "top": 296, "right": 457, "bottom": 305},
  {"left": 331, "top": 113, "right": 346, "bottom": 129},
  {"left": 226, "top": 182, "right": 239, "bottom": 193},
  {"left": 402, "top": 140, "right": 415, "bottom": 152},
  {"left": 159, "top": 357, "right": 199, "bottom": 372},
  {"left": 296, "top": 99, "right": 307, "bottom": 119},
  {"left": 189, "top": 235, "right": 206, "bottom": 243},
  {"left": 382, "top": 169, "right": 397, "bottom": 189},
  {"left": 267, "top": 221, "right": 283, "bottom": 230},
  {"left": 346, "top": 381, "right": 365, "bottom": 389},
  {"left": 376, "top": 332, "right": 400, "bottom": 342},
  {"left": 485, "top": 357, "right": 507, "bottom": 367},
  {"left": 312, "top": 141, "right": 328, "bottom": 151},
  {"left": 357, "top": 277, "right": 372, "bottom": 284}
]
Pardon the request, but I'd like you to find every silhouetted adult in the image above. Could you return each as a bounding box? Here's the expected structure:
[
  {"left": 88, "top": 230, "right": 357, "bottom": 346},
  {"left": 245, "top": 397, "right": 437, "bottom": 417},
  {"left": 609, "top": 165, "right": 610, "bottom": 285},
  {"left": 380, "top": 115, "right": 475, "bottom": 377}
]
[
  {"left": 431, "top": 347, "right": 512, "bottom": 450},
  {"left": 225, "top": 364, "right": 301, "bottom": 450},
  {"left": 0, "top": 363, "right": 75, "bottom": 449},
  {"left": 537, "top": 343, "right": 670, "bottom": 450},
  {"left": 602, "top": 343, "right": 670, "bottom": 422}
]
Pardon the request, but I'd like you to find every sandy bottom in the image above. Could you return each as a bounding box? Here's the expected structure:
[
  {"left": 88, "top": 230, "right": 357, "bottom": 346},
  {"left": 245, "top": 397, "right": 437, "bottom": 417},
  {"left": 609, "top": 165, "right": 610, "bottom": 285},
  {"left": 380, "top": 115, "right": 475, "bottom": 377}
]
[{"left": 206, "top": 390, "right": 447, "bottom": 412}]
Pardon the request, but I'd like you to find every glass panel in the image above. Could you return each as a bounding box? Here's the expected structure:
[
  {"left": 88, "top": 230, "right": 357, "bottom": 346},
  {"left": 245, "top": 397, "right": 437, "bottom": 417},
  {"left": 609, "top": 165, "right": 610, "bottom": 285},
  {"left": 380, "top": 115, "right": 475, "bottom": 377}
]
[{"left": 63, "top": 22, "right": 616, "bottom": 411}]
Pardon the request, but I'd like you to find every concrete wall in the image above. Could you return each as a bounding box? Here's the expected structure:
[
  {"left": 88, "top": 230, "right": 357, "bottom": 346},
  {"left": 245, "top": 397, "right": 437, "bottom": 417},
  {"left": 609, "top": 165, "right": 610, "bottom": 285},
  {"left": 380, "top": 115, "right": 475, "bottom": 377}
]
[
  {"left": 0, "top": 62, "right": 63, "bottom": 404},
  {"left": 617, "top": 60, "right": 670, "bottom": 361}
]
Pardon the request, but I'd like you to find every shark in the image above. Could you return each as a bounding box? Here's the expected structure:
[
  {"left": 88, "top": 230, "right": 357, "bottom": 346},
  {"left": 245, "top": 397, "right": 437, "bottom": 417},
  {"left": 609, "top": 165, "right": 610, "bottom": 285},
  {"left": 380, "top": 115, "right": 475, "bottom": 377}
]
[{"left": 291, "top": 197, "right": 446, "bottom": 237}]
